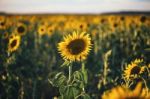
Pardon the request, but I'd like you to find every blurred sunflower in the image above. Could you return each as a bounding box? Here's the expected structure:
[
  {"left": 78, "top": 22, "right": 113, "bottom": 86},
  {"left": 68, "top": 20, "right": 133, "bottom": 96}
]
[
  {"left": 0, "top": 16, "right": 6, "bottom": 30},
  {"left": 102, "top": 82, "right": 150, "bottom": 99},
  {"left": 16, "top": 23, "right": 27, "bottom": 36},
  {"left": 123, "top": 59, "right": 145, "bottom": 80},
  {"left": 38, "top": 25, "right": 47, "bottom": 36},
  {"left": 3, "top": 32, "right": 9, "bottom": 39},
  {"left": 77, "top": 22, "right": 88, "bottom": 31},
  {"left": 8, "top": 34, "right": 21, "bottom": 53},
  {"left": 58, "top": 31, "right": 92, "bottom": 62},
  {"left": 120, "top": 16, "right": 125, "bottom": 22},
  {"left": 140, "top": 15, "right": 147, "bottom": 24},
  {"left": 47, "top": 25, "right": 55, "bottom": 36}
]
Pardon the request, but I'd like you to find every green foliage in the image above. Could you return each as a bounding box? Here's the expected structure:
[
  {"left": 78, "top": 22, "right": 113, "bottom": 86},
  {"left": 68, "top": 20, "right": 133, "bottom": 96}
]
[
  {"left": 49, "top": 62, "right": 90, "bottom": 99},
  {"left": 0, "top": 15, "right": 150, "bottom": 99}
]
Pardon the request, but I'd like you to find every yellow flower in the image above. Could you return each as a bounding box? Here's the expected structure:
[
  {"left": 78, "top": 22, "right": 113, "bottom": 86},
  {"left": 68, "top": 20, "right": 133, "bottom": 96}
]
[
  {"left": 0, "top": 16, "right": 6, "bottom": 30},
  {"left": 132, "top": 59, "right": 143, "bottom": 64},
  {"left": 123, "top": 59, "right": 145, "bottom": 80},
  {"left": 38, "top": 25, "right": 47, "bottom": 36},
  {"left": 16, "top": 23, "right": 27, "bottom": 36},
  {"left": 77, "top": 22, "right": 88, "bottom": 31},
  {"left": 58, "top": 31, "right": 92, "bottom": 62},
  {"left": 140, "top": 15, "right": 147, "bottom": 24},
  {"left": 102, "top": 82, "right": 150, "bottom": 99},
  {"left": 8, "top": 34, "right": 21, "bottom": 53},
  {"left": 47, "top": 25, "right": 55, "bottom": 36}
]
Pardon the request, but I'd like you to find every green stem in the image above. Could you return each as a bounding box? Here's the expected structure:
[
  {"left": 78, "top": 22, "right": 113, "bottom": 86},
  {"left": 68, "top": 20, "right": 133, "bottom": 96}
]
[
  {"left": 141, "top": 77, "right": 149, "bottom": 94},
  {"left": 68, "top": 64, "right": 72, "bottom": 84},
  {"left": 145, "top": 66, "right": 150, "bottom": 77},
  {"left": 103, "top": 59, "right": 108, "bottom": 85},
  {"left": 81, "top": 62, "right": 86, "bottom": 92},
  {"left": 81, "top": 62, "right": 85, "bottom": 73}
]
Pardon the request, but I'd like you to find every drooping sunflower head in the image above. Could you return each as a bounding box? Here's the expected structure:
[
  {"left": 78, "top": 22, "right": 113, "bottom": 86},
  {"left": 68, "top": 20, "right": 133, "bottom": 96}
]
[
  {"left": 58, "top": 31, "right": 92, "bottom": 62},
  {"left": 8, "top": 34, "right": 21, "bottom": 53},
  {"left": 123, "top": 59, "right": 145, "bottom": 80},
  {"left": 102, "top": 82, "right": 150, "bottom": 99}
]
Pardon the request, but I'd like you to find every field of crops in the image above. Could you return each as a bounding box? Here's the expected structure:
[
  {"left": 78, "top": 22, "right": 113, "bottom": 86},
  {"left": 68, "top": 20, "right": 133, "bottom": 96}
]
[{"left": 0, "top": 14, "right": 150, "bottom": 99}]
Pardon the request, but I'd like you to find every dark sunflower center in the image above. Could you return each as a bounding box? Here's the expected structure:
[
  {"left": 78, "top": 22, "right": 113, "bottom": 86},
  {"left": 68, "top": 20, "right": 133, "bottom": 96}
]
[
  {"left": 140, "top": 16, "right": 146, "bottom": 23},
  {"left": 130, "top": 66, "right": 141, "bottom": 75},
  {"left": 120, "top": 16, "right": 125, "bottom": 21},
  {"left": 67, "top": 39, "right": 86, "bottom": 55},
  {"left": 49, "top": 29, "right": 53, "bottom": 32},
  {"left": 10, "top": 39, "right": 17, "bottom": 48},
  {"left": 41, "top": 28, "right": 44, "bottom": 31},
  {"left": 101, "top": 19, "right": 106, "bottom": 23},
  {"left": 17, "top": 26, "right": 25, "bottom": 33},
  {"left": 80, "top": 24, "right": 83, "bottom": 29},
  {"left": 0, "top": 22, "right": 5, "bottom": 26},
  {"left": 113, "top": 23, "right": 118, "bottom": 27},
  {"left": 4, "top": 33, "right": 8, "bottom": 38}
]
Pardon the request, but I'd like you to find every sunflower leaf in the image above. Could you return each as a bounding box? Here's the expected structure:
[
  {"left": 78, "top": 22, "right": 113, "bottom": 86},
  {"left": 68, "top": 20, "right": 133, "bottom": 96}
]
[
  {"left": 59, "top": 85, "right": 80, "bottom": 99},
  {"left": 52, "top": 72, "right": 67, "bottom": 87}
]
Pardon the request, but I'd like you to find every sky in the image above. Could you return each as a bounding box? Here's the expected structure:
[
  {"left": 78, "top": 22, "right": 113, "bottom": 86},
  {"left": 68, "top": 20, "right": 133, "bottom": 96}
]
[{"left": 0, "top": 0, "right": 150, "bottom": 14}]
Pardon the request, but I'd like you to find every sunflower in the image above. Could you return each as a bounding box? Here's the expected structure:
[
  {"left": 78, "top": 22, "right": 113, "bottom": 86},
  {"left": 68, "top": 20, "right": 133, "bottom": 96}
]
[
  {"left": 77, "top": 22, "right": 88, "bottom": 31},
  {"left": 8, "top": 34, "right": 21, "bottom": 52},
  {"left": 47, "top": 25, "right": 55, "bottom": 36},
  {"left": 16, "top": 23, "right": 27, "bottom": 36},
  {"left": 0, "top": 16, "right": 6, "bottom": 30},
  {"left": 120, "top": 16, "right": 125, "bottom": 22},
  {"left": 3, "top": 32, "right": 9, "bottom": 39},
  {"left": 58, "top": 31, "right": 92, "bottom": 62},
  {"left": 38, "top": 25, "right": 47, "bottom": 36},
  {"left": 123, "top": 59, "right": 145, "bottom": 80},
  {"left": 140, "top": 16, "right": 147, "bottom": 23},
  {"left": 102, "top": 82, "right": 150, "bottom": 99}
]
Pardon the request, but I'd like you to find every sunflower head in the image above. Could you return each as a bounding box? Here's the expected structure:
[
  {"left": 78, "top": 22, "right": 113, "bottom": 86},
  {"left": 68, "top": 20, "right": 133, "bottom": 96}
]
[
  {"left": 140, "top": 15, "right": 147, "bottom": 23},
  {"left": 123, "top": 59, "right": 145, "bottom": 80},
  {"left": 8, "top": 34, "right": 21, "bottom": 53},
  {"left": 58, "top": 31, "right": 92, "bottom": 62},
  {"left": 102, "top": 82, "right": 150, "bottom": 99},
  {"left": 16, "top": 23, "right": 27, "bottom": 36},
  {"left": 47, "top": 25, "right": 55, "bottom": 36},
  {"left": 0, "top": 16, "right": 6, "bottom": 30},
  {"left": 3, "top": 32, "right": 9, "bottom": 39},
  {"left": 38, "top": 25, "right": 47, "bottom": 36},
  {"left": 120, "top": 16, "right": 125, "bottom": 21}
]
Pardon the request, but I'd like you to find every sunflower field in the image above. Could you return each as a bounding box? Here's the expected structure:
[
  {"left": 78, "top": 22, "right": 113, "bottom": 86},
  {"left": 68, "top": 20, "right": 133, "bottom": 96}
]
[{"left": 0, "top": 14, "right": 150, "bottom": 99}]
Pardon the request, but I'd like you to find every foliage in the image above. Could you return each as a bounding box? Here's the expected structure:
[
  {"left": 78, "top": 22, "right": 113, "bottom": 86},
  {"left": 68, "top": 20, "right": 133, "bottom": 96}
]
[{"left": 0, "top": 14, "right": 150, "bottom": 99}]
